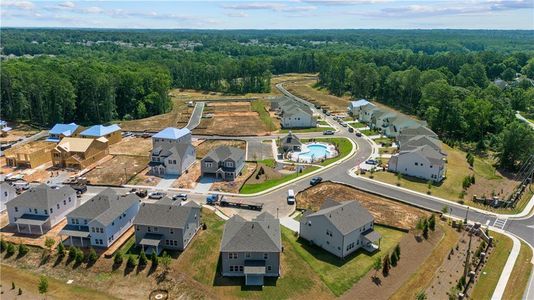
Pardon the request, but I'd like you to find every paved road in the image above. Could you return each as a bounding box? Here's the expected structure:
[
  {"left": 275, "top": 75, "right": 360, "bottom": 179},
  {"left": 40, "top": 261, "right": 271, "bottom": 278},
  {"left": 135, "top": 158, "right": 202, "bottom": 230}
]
[
  {"left": 186, "top": 102, "right": 205, "bottom": 130},
  {"left": 516, "top": 112, "right": 534, "bottom": 130}
]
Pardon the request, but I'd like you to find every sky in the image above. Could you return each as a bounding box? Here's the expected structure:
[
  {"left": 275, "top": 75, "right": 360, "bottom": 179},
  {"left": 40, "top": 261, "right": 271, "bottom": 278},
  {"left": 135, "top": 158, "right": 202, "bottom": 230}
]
[{"left": 1, "top": 0, "right": 533, "bottom": 29}]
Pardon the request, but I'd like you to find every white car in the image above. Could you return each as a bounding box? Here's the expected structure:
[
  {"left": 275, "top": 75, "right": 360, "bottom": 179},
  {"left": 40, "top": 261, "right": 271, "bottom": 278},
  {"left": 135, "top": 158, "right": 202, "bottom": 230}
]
[
  {"left": 148, "top": 191, "right": 166, "bottom": 199},
  {"left": 172, "top": 193, "right": 188, "bottom": 201}
]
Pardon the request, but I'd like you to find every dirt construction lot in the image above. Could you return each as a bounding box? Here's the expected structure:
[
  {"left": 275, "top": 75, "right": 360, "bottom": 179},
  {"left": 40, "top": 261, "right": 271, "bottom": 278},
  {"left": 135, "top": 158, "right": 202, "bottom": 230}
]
[
  {"left": 85, "top": 155, "right": 149, "bottom": 186},
  {"left": 297, "top": 182, "right": 430, "bottom": 230},
  {"left": 195, "top": 139, "right": 247, "bottom": 158},
  {"left": 194, "top": 101, "right": 271, "bottom": 136},
  {"left": 284, "top": 79, "right": 350, "bottom": 113},
  {"left": 109, "top": 137, "right": 152, "bottom": 156}
]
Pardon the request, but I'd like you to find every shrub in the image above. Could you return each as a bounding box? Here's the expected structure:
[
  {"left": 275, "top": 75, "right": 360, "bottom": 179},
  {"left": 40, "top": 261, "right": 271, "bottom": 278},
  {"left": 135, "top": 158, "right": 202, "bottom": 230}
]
[
  {"left": 382, "top": 255, "right": 390, "bottom": 277},
  {"left": 6, "top": 243, "right": 16, "bottom": 256},
  {"left": 127, "top": 255, "right": 137, "bottom": 268},
  {"left": 68, "top": 247, "right": 78, "bottom": 261},
  {"left": 74, "top": 249, "right": 84, "bottom": 264},
  {"left": 44, "top": 237, "right": 55, "bottom": 252},
  {"left": 0, "top": 239, "right": 6, "bottom": 252},
  {"left": 394, "top": 244, "right": 401, "bottom": 258},
  {"left": 12, "top": 282, "right": 15, "bottom": 289},
  {"left": 139, "top": 250, "right": 148, "bottom": 266},
  {"left": 428, "top": 214, "right": 436, "bottom": 231},
  {"left": 57, "top": 242, "right": 65, "bottom": 257},
  {"left": 18, "top": 288, "right": 22, "bottom": 295},
  {"left": 18, "top": 243, "right": 29, "bottom": 256},
  {"left": 423, "top": 220, "right": 429, "bottom": 239},
  {"left": 390, "top": 251, "right": 398, "bottom": 267},
  {"left": 114, "top": 251, "right": 124, "bottom": 265},
  {"left": 150, "top": 251, "right": 158, "bottom": 267},
  {"left": 87, "top": 248, "right": 98, "bottom": 264}
]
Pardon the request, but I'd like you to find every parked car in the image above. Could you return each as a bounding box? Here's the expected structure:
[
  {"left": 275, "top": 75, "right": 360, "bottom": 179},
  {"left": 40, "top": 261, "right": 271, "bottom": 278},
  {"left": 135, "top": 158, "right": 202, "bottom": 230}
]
[
  {"left": 287, "top": 189, "right": 295, "bottom": 205},
  {"left": 323, "top": 130, "right": 335, "bottom": 135},
  {"left": 5, "top": 174, "right": 24, "bottom": 182},
  {"left": 148, "top": 191, "right": 166, "bottom": 199},
  {"left": 11, "top": 181, "right": 30, "bottom": 191},
  {"left": 348, "top": 127, "right": 354, "bottom": 133},
  {"left": 310, "top": 177, "right": 323, "bottom": 186},
  {"left": 172, "top": 193, "right": 188, "bottom": 201},
  {"left": 322, "top": 108, "right": 328, "bottom": 113},
  {"left": 314, "top": 104, "right": 321, "bottom": 109},
  {"left": 355, "top": 132, "right": 362, "bottom": 137},
  {"left": 325, "top": 111, "right": 331, "bottom": 116},
  {"left": 134, "top": 189, "right": 148, "bottom": 198},
  {"left": 340, "top": 122, "right": 348, "bottom": 127},
  {"left": 365, "top": 159, "right": 379, "bottom": 165}
]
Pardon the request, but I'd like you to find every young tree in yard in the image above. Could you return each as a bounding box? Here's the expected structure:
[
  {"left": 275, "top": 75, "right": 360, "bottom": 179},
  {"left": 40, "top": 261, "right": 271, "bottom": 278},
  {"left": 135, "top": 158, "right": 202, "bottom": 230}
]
[
  {"left": 160, "top": 251, "right": 172, "bottom": 272},
  {"left": 12, "top": 282, "right": 15, "bottom": 289},
  {"left": 416, "top": 290, "right": 427, "bottom": 300},
  {"left": 394, "top": 244, "right": 401, "bottom": 259},
  {"left": 18, "top": 243, "right": 29, "bottom": 256},
  {"left": 114, "top": 251, "right": 124, "bottom": 265},
  {"left": 427, "top": 181, "right": 432, "bottom": 194},
  {"left": 44, "top": 237, "right": 55, "bottom": 254},
  {"left": 428, "top": 215, "right": 436, "bottom": 232},
  {"left": 57, "top": 242, "right": 65, "bottom": 258},
  {"left": 6, "top": 243, "right": 15, "bottom": 256},
  {"left": 87, "top": 248, "right": 98, "bottom": 265},
  {"left": 139, "top": 249, "right": 148, "bottom": 266},
  {"left": 382, "top": 255, "right": 391, "bottom": 277},
  {"left": 372, "top": 256, "right": 382, "bottom": 277},
  {"left": 390, "top": 251, "right": 398, "bottom": 267},
  {"left": 423, "top": 219, "right": 429, "bottom": 239},
  {"left": 74, "top": 248, "right": 84, "bottom": 264},
  {"left": 441, "top": 206, "right": 449, "bottom": 215},
  {"left": 150, "top": 251, "right": 158, "bottom": 267},
  {"left": 127, "top": 255, "right": 137, "bottom": 269},
  {"left": 68, "top": 246, "right": 77, "bottom": 261},
  {"left": 38, "top": 275, "right": 48, "bottom": 297},
  {"left": 18, "top": 288, "right": 22, "bottom": 295}
]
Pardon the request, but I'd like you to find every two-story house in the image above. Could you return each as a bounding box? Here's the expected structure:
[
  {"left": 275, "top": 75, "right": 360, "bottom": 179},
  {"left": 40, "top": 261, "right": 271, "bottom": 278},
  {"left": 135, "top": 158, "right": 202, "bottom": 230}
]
[
  {"left": 59, "top": 189, "right": 140, "bottom": 248},
  {"left": 220, "top": 212, "right": 282, "bottom": 286},
  {"left": 51, "top": 137, "right": 109, "bottom": 169},
  {"left": 133, "top": 199, "right": 201, "bottom": 254},
  {"left": 0, "top": 182, "right": 16, "bottom": 212},
  {"left": 200, "top": 146, "right": 245, "bottom": 181},
  {"left": 358, "top": 104, "right": 379, "bottom": 123},
  {"left": 299, "top": 199, "right": 381, "bottom": 259},
  {"left": 388, "top": 145, "right": 446, "bottom": 182},
  {"left": 383, "top": 117, "right": 424, "bottom": 138},
  {"left": 149, "top": 127, "right": 196, "bottom": 177},
  {"left": 4, "top": 141, "right": 55, "bottom": 169},
  {"left": 6, "top": 184, "right": 77, "bottom": 234},
  {"left": 46, "top": 123, "right": 81, "bottom": 143},
  {"left": 80, "top": 124, "right": 122, "bottom": 145},
  {"left": 347, "top": 99, "right": 371, "bottom": 116},
  {"left": 272, "top": 96, "right": 317, "bottom": 128}
]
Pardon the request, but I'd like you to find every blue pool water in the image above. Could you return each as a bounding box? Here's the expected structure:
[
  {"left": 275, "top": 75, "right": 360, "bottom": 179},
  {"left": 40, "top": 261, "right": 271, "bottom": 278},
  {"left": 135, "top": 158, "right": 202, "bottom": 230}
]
[{"left": 298, "top": 144, "right": 331, "bottom": 160}]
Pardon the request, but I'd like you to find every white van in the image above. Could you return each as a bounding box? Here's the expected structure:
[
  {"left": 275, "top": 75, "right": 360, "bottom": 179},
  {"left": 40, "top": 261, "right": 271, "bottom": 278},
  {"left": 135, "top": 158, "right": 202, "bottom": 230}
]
[
  {"left": 287, "top": 189, "right": 295, "bottom": 205},
  {"left": 11, "top": 181, "right": 29, "bottom": 191}
]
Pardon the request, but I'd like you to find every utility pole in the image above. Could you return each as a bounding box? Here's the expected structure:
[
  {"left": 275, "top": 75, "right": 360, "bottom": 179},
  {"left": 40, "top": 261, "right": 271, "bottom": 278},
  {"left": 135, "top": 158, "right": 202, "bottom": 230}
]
[{"left": 464, "top": 206, "right": 470, "bottom": 224}]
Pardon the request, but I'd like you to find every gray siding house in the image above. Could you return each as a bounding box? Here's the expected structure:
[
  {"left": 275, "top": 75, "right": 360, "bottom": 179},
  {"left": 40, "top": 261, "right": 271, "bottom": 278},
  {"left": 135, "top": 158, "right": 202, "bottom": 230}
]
[
  {"left": 299, "top": 199, "right": 380, "bottom": 259},
  {"left": 388, "top": 145, "right": 446, "bottom": 182},
  {"left": 272, "top": 96, "right": 317, "bottom": 128},
  {"left": 1, "top": 182, "right": 16, "bottom": 212},
  {"left": 280, "top": 131, "right": 302, "bottom": 153},
  {"left": 149, "top": 127, "right": 196, "bottom": 177},
  {"left": 220, "top": 212, "right": 282, "bottom": 286},
  {"left": 133, "top": 199, "right": 201, "bottom": 254},
  {"left": 6, "top": 184, "right": 77, "bottom": 234},
  {"left": 60, "top": 189, "right": 140, "bottom": 248},
  {"left": 200, "top": 146, "right": 245, "bottom": 181}
]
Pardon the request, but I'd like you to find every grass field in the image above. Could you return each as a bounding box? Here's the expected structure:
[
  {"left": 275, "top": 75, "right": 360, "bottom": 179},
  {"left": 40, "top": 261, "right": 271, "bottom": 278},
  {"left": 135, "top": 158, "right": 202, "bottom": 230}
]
[
  {"left": 371, "top": 144, "right": 523, "bottom": 213},
  {"left": 286, "top": 225, "right": 405, "bottom": 296},
  {"left": 175, "top": 210, "right": 333, "bottom": 299},
  {"left": 318, "top": 120, "right": 330, "bottom": 126},
  {"left": 390, "top": 223, "right": 458, "bottom": 300},
  {"left": 351, "top": 122, "right": 368, "bottom": 128},
  {"left": 251, "top": 99, "right": 278, "bottom": 131},
  {"left": 502, "top": 240, "right": 533, "bottom": 300},
  {"left": 240, "top": 166, "right": 319, "bottom": 194},
  {"left": 360, "top": 129, "right": 380, "bottom": 136},
  {"left": 470, "top": 231, "right": 514, "bottom": 300}
]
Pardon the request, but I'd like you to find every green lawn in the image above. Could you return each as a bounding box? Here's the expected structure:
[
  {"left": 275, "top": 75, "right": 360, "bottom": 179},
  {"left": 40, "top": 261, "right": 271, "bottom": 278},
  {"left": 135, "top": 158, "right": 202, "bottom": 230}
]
[
  {"left": 280, "top": 127, "right": 334, "bottom": 133},
  {"left": 240, "top": 166, "right": 319, "bottom": 194},
  {"left": 257, "top": 158, "right": 277, "bottom": 168},
  {"left": 503, "top": 240, "right": 533, "bottom": 300},
  {"left": 176, "top": 210, "right": 333, "bottom": 299},
  {"left": 373, "top": 137, "right": 394, "bottom": 146},
  {"left": 351, "top": 122, "right": 368, "bottom": 128},
  {"left": 251, "top": 100, "right": 277, "bottom": 131},
  {"left": 471, "top": 231, "right": 513, "bottom": 300},
  {"left": 318, "top": 120, "right": 330, "bottom": 126},
  {"left": 360, "top": 129, "right": 380, "bottom": 136},
  {"left": 286, "top": 225, "right": 405, "bottom": 296},
  {"left": 302, "top": 137, "right": 354, "bottom": 166}
]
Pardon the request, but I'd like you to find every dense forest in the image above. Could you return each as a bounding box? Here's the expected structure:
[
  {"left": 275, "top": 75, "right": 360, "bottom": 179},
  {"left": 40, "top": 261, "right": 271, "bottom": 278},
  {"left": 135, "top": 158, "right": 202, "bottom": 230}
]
[{"left": 1, "top": 29, "right": 533, "bottom": 170}]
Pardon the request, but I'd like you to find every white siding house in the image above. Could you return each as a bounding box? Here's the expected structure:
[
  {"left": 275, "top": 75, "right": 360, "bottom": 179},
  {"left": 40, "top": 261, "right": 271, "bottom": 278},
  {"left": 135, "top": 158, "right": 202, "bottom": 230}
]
[
  {"left": 1, "top": 182, "right": 16, "bottom": 212},
  {"left": 149, "top": 127, "right": 196, "bottom": 176},
  {"left": 388, "top": 145, "right": 446, "bottom": 182}
]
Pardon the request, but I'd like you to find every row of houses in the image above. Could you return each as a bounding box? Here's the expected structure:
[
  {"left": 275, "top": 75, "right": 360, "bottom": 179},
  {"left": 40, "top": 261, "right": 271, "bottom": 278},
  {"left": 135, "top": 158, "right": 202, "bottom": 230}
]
[
  {"left": 2, "top": 182, "right": 380, "bottom": 287},
  {"left": 349, "top": 99, "right": 447, "bottom": 182},
  {"left": 5, "top": 123, "right": 122, "bottom": 170},
  {"left": 270, "top": 96, "right": 317, "bottom": 129}
]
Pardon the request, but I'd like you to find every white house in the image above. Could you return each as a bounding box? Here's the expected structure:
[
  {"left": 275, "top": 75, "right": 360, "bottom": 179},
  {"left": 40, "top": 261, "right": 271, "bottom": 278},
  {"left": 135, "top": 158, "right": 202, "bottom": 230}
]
[
  {"left": 6, "top": 184, "right": 77, "bottom": 234},
  {"left": 273, "top": 96, "right": 316, "bottom": 128},
  {"left": 149, "top": 127, "right": 196, "bottom": 177},
  {"left": 348, "top": 99, "right": 371, "bottom": 116},
  {"left": 0, "top": 182, "right": 16, "bottom": 212},
  {"left": 60, "top": 188, "right": 140, "bottom": 248},
  {"left": 358, "top": 104, "right": 380, "bottom": 123},
  {"left": 388, "top": 145, "right": 446, "bottom": 182},
  {"left": 384, "top": 117, "right": 425, "bottom": 138},
  {"left": 299, "top": 199, "right": 380, "bottom": 259}
]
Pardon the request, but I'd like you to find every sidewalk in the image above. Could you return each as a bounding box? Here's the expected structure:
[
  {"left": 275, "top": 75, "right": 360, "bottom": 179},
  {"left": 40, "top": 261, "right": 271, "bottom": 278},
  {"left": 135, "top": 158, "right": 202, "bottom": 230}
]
[
  {"left": 490, "top": 228, "right": 521, "bottom": 300},
  {"left": 280, "top": 217, "right": 300, "bottom": 233}
]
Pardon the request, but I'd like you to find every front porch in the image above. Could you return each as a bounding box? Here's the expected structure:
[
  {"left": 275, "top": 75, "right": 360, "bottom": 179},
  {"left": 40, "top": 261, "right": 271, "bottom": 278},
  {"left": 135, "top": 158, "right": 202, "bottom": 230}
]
[
  {"left": 14, "top": 214, "right": 49, "bottom": 235},
  {"left": 362, "top": 229, "right": 381, "bottom": 253},
  {"left": 139, "top": 233, "right": 163, "bottom": 255}
]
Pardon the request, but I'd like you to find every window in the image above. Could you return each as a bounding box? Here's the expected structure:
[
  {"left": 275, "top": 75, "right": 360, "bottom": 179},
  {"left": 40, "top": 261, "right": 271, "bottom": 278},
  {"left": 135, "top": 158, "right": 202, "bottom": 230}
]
[
  {"left": 239, "top": 266, "right": 244, "bottom": 272},
  {"left": 64, "top": 200, "right": 67, "bottom": 205},
  {"left": 68, "top": 197, "right": 72, "bottom": 202},
  {"left": 326, "top": 229, "right": 333, "bottom": 237},
  {"left": 267, "top": 265, "right": 272, "bottom": 271},
  {"left": 170, "top": 228, "right": 174, "bottom": 234},
  {"left": 154, "top": 227, "right": 158, "bottom": 232},
  {"left": 14, "top": 207, "right": 18, "bottom": 212},
  {"left": 264, "top": 253, "right": 269, "bottom": 259},
  {"left": 92, "top": 227, "right": 95, "bottom": 232},
  {"left": 205, "top": 162, "right": 213, "bottom": 168},
  {"left": 50, "top": 208, "right": 53, "bottom": 214},
  {"left": 34, "top": 209, "right": 38, "bottom": 214},
  {"left": 226, "top": 161, "right": 234, "bottom": 168},
  {"left": 229, "top": 253, "right": 238, "bottom": 259},
  {"left": 112, "top": 222, "right": 115, "bottom": 226},
  {"left": 165, "top": 240, "right": 169, "bottom": 245},
  {"left": 43, "top": 209, "right": 47, "bottom": 214},
  {"left": 57, "top": 204, "right": 60, "bottom": 209},
  {"left": 414, "top": 162, "right": 419, "bottom": 166},
  {"left": 230, "top": 266, "right": 235, "bottom": 272},
  {"left": 147, "top": 226, "right": 152, "bottom": 232},
  {"left": 84, "top": 220, "right": 87, "bottom": 225},
  {"left": 173, "top": 240, "right": 178, "bottom": 246},
  {"left": 246, "top": 253, "right": 251, "bottom": 258},
  {"left": 136, "top": 226, "right": 139, "bottom": 231}
]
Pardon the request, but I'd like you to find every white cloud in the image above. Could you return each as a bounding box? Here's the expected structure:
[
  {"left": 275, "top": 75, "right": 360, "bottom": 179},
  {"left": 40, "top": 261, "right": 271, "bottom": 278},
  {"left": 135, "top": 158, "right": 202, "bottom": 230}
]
[
  {"left": 1, "top": 1, "right": 35, "bottom": 10},
  {"left": 58, "top": 1, "right": 75, "bottom": 9},
  {"left": 302, "top": 0, "right": 389, "bottom": 5},
  {"left": 222, "top": 2, "right": 316, "bottom": 13},
  {"left": 83, "top": 6, "right": 104, "bottom": 14},
  {"left": 225, "top": 11, "right": 249, "bottom": 18}
]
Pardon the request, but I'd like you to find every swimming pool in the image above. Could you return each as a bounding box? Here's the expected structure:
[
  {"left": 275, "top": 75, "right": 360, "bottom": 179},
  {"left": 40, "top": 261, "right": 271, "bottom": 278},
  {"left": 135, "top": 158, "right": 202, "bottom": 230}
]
[{"left": 298, "top": 144, "right": 332, "bottom": 162}]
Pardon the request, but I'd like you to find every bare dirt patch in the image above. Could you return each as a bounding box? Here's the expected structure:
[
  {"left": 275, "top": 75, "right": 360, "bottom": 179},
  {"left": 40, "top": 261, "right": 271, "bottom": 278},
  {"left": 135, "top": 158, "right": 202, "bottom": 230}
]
[
  {"left": 109, "top": 137, "right": 152, "bottom": 156},
  {"left": 0, "top": 213, "right": 66, "bottom": 249},
  {"left": 127, "top": 167, "right": 161, "bottom": 186},
  {"left": 85, "top": 155, "right": 149, "bottom": 186},
  {"left": 172, "top": 161, "right": 201, "bottom": 189},
  {"left": 0, "top": 124, "right": 40, "bottom": 143},
  {"left": 195, "top": 139, "right": 247, "bottom": 159},
  {"left": 119, "top": 99, "right": 190, "bottom": 132},
  {"left": 210, "top": 163, "right": 257, "bottom": 193},
  {"left": 296, "top": 182, "right": 430, "bottom": 230}
]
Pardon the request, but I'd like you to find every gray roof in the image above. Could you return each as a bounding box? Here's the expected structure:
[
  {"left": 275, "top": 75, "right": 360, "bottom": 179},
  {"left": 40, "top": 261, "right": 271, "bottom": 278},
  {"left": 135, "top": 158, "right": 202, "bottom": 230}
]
[
  {"left": 402, "top": 135, "right": 444, "bottom": 154},
  {"left": 398, "top": 125, "right": 437, "bottom": 139},
  {"left": 281, "top": 131, "right": 302, "bottom": 146},
  {"left": 133, "top": 200, "right": 200, "bottom": 228},
  {"left": 305, "top": 200, "right": 374, "bottom": 235},
  {"left": 7, "top": 184, "right": 76, "bottom": 209},
  {"left": 399, "top": 145, "right": 445, "bottom": 165},
  {"left": 67, "top": 188, "right": 139, "bottom": 226},
  {"left": 203, "top": 146, "right": 245, "bottom": 163},
  {"left": 360, "top": 103, "right": 377, "bottom": 113},
  {"left": 1, "top": 182, "right": 16, "bottom": 194},
  {"left": 152, "top": 142, "right": 192, "bottom": 159},
  {"left": 220, "top": 212, "right": 282, "bottom": 253},
  {"left": 273, "top": 96, "right": 313, "bottom": 117}
]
